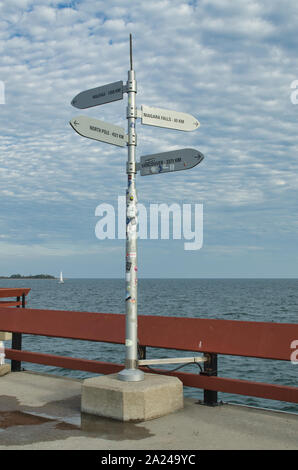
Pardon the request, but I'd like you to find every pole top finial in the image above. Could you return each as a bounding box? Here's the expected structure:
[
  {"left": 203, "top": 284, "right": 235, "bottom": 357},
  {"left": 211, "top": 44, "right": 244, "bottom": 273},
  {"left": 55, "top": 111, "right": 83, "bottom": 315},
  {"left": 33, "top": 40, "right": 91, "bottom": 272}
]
[{"left": 130, "top": 33, "right": 133, "bottom": 70}]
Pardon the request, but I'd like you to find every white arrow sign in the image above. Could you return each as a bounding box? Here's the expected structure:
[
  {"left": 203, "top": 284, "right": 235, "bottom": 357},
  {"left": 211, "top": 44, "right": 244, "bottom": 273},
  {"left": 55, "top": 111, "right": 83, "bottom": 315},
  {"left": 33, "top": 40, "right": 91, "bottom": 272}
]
[
  {"left": 69, "top": 115, "right": 128, "bottom": 147},
  {"left": 140, "top": 105, "right": 200, "bottom": 132},
  {"left": 71, "top": 81, "right": 123, "bottom": 109}
]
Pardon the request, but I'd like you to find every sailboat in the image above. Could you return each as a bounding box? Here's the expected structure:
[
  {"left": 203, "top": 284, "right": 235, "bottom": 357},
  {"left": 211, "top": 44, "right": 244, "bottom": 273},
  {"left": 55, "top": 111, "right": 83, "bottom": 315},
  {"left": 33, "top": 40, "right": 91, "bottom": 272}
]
[{"left": 59, "top": 271, "right": 64, "bottom": 284}]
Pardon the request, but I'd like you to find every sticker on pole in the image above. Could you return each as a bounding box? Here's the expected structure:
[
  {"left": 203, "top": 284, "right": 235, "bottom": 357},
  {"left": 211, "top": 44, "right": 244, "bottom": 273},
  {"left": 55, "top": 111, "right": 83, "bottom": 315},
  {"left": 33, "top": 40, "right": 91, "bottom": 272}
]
[
  {"left": 140, "top": 105, "right": 200, "bottom": 132},
  {"left": 70, "top": 115, "right": 128, "bottom": 147},
  {"left": 139, "top": 148, "right": 204, "bottom": 176},
  {"left": 71, "top": 81, "right": 123, "bottom": 109}
]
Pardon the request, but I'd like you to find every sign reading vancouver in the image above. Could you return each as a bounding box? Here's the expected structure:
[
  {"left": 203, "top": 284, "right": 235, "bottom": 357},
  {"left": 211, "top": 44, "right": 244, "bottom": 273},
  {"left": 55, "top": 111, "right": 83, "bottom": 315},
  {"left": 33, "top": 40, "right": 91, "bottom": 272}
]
[{"left": 140, "top": 148, "right": 204, "bottom": 176}]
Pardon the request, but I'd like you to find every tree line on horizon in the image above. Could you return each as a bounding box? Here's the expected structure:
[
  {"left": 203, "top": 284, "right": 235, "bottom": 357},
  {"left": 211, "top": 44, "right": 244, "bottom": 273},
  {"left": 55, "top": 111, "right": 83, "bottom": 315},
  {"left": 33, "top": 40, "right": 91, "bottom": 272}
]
[{"left": 0, "top": 274, "right": 56, "bottom": 279}]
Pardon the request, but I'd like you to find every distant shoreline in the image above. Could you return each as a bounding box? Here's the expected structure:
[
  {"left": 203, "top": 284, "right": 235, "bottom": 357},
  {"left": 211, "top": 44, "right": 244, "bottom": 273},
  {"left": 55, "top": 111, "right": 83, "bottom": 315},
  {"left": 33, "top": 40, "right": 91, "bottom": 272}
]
[{"left": 0, "top": 274, "right": 56, "bottom": 279}]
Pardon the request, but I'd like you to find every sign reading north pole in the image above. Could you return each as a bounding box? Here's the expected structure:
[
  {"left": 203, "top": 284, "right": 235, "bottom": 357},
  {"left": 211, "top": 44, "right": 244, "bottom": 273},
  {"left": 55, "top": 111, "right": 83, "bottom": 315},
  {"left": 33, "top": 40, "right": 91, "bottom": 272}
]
[
  {"left": 69, "top": 115, "right": 128, "bottom": 147},
  {"left": 139, "top": 148, "right": 204, "bottom": 176},
  {"left": 140, "top": 105, "right": 200, "bottom": 132},
  {"left": 71, "top": 81, "right": 124, "bottom": 109}
]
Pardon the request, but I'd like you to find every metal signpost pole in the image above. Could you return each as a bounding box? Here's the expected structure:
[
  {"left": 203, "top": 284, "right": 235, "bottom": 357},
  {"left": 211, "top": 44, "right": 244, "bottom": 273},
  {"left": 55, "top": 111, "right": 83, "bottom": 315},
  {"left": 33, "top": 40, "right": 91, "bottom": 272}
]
[
  {"left": 70, "top": 35, "right": 204, "bottom": 381},
  {"left": 118, "top": 35, "right": 144, "bottom": 382}
]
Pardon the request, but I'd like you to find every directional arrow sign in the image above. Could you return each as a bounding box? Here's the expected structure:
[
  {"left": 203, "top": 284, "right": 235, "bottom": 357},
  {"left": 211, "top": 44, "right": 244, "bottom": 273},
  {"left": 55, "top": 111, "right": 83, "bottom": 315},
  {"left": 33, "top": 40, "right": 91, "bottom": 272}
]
[
  {"left": 139, "top": 148, "right": 204, "bottom": 176},
  {"left": 71, "top": 81, "right": 123, "bottom": 109},
  {"left": 70, "top": 115, "right": 128, "bottom": 147},
  {"left": 140, "top": 105, "right": 200, "bottom": 132}
]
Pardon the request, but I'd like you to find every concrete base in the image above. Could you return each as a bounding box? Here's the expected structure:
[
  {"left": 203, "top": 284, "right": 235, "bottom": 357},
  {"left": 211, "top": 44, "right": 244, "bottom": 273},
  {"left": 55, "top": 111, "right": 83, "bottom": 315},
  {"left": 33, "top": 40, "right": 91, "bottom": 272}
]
[
  {"left": 0, "top": 364, "right": 11, "bottom": 377},
  {"left": 81, "top": 373, "right": 183, "bottom": 422},
  {"left": 0, "top": 332, "right": 12, "bottom": 341}
]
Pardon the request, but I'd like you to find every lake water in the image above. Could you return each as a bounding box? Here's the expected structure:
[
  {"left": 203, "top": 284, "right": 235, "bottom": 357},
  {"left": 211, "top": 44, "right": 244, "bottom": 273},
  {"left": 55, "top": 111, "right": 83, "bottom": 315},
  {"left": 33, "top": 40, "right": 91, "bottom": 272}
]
[{"left": 1, "top": 278, "right": 297, "bottom": 414}]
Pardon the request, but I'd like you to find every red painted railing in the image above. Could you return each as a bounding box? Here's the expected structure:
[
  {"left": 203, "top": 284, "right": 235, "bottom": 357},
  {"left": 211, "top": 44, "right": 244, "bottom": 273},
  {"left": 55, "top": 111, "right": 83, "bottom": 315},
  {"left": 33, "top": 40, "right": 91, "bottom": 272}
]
[
  {"left": 0, "top": 304, "right": 297, "bottom": 405},
  {"left": 0, "top": 288, "right": 31, "bottom": 371},
  {"left": 0, "top": 288, "right": 31, "bottom": 298}
]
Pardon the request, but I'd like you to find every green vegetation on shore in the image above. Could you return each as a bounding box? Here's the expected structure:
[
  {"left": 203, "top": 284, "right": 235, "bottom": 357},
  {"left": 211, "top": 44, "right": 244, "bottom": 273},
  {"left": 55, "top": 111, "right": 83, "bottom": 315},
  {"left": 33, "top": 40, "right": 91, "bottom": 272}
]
[{"left": 0, "top": 274, "right": 56, "bottom": 279}]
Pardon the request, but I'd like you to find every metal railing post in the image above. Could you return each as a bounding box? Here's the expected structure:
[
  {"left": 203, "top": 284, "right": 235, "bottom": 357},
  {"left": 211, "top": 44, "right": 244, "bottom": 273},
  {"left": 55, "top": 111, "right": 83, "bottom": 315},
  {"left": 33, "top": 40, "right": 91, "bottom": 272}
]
[
  {"left": 200, "top": 353, "right": 219, "bottom": 406},
  {"left": 138, "top": 344, "right": 146, "bottom": 361},
  {"left": 11, "top": 294, "right": 25, "bottom": 372}
]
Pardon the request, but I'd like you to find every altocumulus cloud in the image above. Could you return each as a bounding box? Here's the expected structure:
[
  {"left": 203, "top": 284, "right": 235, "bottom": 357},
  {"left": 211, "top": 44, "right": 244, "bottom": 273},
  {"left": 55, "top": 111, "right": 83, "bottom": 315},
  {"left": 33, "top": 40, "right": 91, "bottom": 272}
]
[{"left": 0, "top": 0, "right": 297, "bottom": 277}]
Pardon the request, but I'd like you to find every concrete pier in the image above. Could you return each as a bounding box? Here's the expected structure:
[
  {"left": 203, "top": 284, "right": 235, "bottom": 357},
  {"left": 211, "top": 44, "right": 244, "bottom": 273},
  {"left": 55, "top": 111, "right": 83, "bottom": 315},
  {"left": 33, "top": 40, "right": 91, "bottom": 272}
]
[{"left": 0, "top": 371, "right": 297, "bottom": 450}]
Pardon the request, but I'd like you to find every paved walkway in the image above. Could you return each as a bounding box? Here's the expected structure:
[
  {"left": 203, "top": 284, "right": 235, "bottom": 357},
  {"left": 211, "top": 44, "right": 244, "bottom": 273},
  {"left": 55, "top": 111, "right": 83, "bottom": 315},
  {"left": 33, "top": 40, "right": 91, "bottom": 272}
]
[{"left": 0, "top": 371, "right": 297, "bottom": 450}]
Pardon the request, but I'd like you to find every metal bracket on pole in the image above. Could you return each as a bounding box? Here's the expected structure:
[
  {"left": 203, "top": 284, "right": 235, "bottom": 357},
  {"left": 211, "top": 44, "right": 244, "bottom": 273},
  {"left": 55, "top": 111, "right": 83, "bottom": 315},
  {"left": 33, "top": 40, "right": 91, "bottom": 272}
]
[
  {"left": 127, "top": 106, "right": 138, "bottom": 119},
  {"left": 126, "top": 161, "right": 137, "bottom": 174},
  {"left": 127, "top": 79, "right": 137, "bottom": 93}
]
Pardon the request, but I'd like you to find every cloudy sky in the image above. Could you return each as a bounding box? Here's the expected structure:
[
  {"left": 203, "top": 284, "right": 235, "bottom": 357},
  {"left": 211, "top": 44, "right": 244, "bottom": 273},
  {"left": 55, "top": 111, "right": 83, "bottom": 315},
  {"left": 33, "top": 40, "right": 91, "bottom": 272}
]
[{"left": 0, "top": 0, "right": 297, "bottom": 278}]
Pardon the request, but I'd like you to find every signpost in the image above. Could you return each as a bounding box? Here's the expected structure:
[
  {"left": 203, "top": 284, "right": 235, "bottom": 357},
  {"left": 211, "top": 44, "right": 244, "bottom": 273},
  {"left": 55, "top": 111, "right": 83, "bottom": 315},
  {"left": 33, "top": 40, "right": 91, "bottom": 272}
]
[
  {"left": 69, "top": 35, "right": 204, "bottom": 382},
  {"left": 139, "top": 148, "right": 204, "bottom": 176},
  {"left": 71, "top": 81, "right": 124, "bottom": 109},
  {"left": 117, "top": 37, "right": 144, "bottom": 382},
  {"left": 70, "top": 115, "right": 127, "bottom": 147}
]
